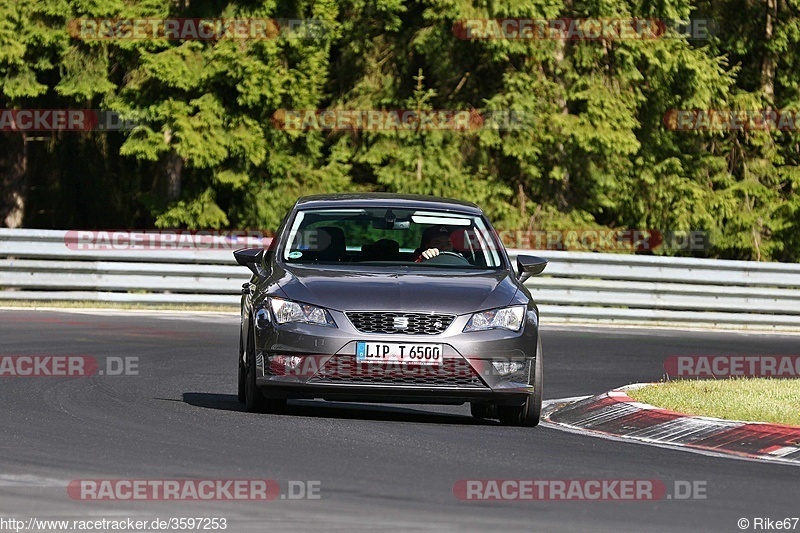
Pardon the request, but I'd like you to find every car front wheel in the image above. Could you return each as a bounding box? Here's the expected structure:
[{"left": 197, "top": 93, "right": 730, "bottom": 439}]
[
  {"left": 237, "top": 331, "right": 246, "bottom": 403},
  {"left": 244, "top": 323, "right": 287, "bottom": 414},
  {"left": 498, "top": 338, "right": 543, "bottom": 427}
]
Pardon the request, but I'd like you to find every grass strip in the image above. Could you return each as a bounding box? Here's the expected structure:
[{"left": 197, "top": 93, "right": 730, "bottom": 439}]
[{"left": 627, "top": 378, "right": 800, "bottom": 426}]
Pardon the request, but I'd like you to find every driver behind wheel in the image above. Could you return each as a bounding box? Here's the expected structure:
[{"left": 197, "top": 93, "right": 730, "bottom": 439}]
[{"left": 414, "top": 225, "right": 455, "bottom": 262}]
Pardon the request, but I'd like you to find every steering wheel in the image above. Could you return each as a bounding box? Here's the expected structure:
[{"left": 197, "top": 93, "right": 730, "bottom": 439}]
[{"left": 423, "top": 251, "right": 471, "bottom": 265}]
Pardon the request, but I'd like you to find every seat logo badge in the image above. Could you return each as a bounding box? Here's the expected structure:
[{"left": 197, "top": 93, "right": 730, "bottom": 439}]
[{"left": 393, "top": 317, "right": 409, "bottom": 330}]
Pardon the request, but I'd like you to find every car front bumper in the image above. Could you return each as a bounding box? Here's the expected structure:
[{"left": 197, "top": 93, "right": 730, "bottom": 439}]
[{"left": 252, "top": 307, "right": 539, "bottom": 405}]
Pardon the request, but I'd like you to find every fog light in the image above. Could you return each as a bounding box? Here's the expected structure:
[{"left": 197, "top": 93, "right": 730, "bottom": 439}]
[
  {"left": 255, "top": 308, "right": 271, "bottom": 329},
  {"left": 268, "top": 355, "right": 305, "bottom": 375},
  {"left": 492, "top": 361, "right": 526, "bottom": 376},
  {"left": 286, "top": 356, "right": 303, "bottom": 371}
]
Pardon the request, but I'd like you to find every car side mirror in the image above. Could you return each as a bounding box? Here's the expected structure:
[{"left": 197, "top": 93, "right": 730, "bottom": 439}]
[
  {"left": 516, "top": 255, "right": 548, "bottom": 283},
  {"left": 234, "top": 248, "right": 270, "bottom": 278}
]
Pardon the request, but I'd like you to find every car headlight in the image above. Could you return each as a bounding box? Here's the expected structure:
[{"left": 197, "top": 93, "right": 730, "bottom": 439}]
[
  {"left": 464, "top": 306, "right": 525, "bottom": 332},
  {"left": 268, "top": 297, "right": 336, "bottom": 327}
]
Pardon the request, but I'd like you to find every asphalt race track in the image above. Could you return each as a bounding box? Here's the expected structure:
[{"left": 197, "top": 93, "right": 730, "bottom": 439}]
[{"left": 1, "top": 309, "right": 798, "bottom": 532}]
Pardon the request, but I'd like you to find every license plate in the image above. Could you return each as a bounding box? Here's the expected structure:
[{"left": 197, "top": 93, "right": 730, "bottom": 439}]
[{"left": 356, "top": 342, "right": 443, "bottom": 366}]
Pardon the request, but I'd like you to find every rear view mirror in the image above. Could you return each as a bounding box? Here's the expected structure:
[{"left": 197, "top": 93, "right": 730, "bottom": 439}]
[
  {"left": 516, "top": 255, "right": 548, "bottom": 283},
  {"left": 371, "top": 219, "right": 410, "bottom": 230},
  {"left": 370, "top": 208, "right": 410, "bottom": 230}
]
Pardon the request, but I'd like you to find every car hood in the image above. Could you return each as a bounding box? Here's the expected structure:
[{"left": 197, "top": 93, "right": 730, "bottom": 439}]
[{"left": 275, "top": 265, "right": 520, "bottom": 314}]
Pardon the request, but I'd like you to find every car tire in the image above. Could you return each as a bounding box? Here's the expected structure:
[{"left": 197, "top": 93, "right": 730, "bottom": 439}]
[
  {"left": 245, "top": 325, "right": 270, "bottom": 413},
  {"left": 237, "top": 331, "right": 246, "bottom": 403},
  {"left": 498, "top": 338, "right": 543, "bottom": 427},
  {"left": 245, "top": 324, "right": 287, "bottom": 414}
]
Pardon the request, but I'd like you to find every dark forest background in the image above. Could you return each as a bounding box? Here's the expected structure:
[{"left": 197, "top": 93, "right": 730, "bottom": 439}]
[{"left": 1, "top": 0, "right": 799, "bottom": 261}]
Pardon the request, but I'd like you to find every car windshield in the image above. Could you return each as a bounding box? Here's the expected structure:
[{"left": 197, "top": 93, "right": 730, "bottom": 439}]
[{"left": 281, "top": 207, "right": 504, "bottom": 268}]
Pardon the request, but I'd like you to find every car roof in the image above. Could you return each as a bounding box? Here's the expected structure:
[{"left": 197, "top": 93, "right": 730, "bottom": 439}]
[{"left": 294, "top": 193, "right": 484, "bottom": 215}]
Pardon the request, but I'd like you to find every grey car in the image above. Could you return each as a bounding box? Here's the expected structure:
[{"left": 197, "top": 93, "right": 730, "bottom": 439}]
[{"left": 234, "top": 193, "right": 548, "bottom": 426}]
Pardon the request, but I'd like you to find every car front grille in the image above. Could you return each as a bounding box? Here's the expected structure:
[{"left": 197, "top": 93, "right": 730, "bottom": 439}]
[
  {"left": 308, "top": 356, "right": 486, "bottom": 388},
  {"left": 346, "top": 312, "right": 455, "bottom": 335}
]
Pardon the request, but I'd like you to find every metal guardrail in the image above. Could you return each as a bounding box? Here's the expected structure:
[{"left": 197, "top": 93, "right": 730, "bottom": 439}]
[
  {"left": 2, "top": 229, "right": 800, "bottom": 328},
  {"left": 525, "top": 250, "right": 800, "bottom": 328},
  {"left": 0, "top": 229, "right": 243, "bottom": 305}
]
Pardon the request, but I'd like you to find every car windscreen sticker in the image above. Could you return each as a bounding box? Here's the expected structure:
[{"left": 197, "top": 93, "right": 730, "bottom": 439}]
[{"left": 288, "top": 251, "right": 303, "bottom": 259}]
